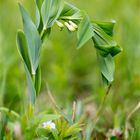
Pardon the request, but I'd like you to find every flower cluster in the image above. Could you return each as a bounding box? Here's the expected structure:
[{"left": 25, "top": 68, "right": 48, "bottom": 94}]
[{"left": 56, "top": 20, "right": 78, "bottom": 31}]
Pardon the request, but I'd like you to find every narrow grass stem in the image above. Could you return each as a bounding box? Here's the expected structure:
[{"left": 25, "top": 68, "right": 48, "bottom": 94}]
[
  {"left": 40, "top": 29, "right": 45, "bottom": 39},
  {"left": 46, "top": 83, "right": 73, "bottom": 124},
  {"left": 93, "top": 83, "right": 112, "bottom": 124},
  {"left": 46, "top": 83, "right": 60, "bottom": 110},
  {"left": 124, "top": 101, "right": 140, "bottom": 140},
  {"left": 71, "top": 101, "right": 76, "bottom": 122}
]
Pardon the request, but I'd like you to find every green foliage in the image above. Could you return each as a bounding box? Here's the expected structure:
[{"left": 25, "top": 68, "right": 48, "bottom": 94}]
[
  {"left": 77, "top": 16, "right": 93, "bottom": 49},
  {"left": 92, "top": 22, "right": 122, "bottom": 57},
  {"left": 19, "top": 4, "right": 42, "bottom": 75},
  {"left": 0, "top": 107, "right": 20, "bottom": 121},
  {"left": 3, "top": 0, "right": 140, "bottom": 140},
  {"left": 97, "top": 54, "right": 115, "bottom": 82},
  {"left": 17, "top": 31, "right": 36, "bottom": 104},
  {"left": 41, "top": 0, "right": 64, "bottom": 29},
  {"left": 17, "top": 0, "right": 121, "bottom": 106},
  {"left": 7, "top": 0, "right": 122, "bottom": 139},
  {"left": 84, "top": 119, "right": 93, "bottom": 140},
  {"left": 36, "top": 118, "right": 81, "bottom": 140}
]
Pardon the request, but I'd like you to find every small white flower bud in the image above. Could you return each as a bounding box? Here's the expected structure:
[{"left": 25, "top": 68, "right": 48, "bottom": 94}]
[
  {"left": 64, "top": 22, "right": 76, "bottom": 32},
  {"left": 69, "top": 21, "right": 78, "bottom": 29},
  {"left": 56, "top": 20, "right": 64, "bottom": 29}
]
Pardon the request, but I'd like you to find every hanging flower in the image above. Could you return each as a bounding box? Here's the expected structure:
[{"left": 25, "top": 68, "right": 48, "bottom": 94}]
[
  {"left": 69, "top": 21, "right": 78, "bottom": 29},
  {"left": 64, "top": 22, "right": 76, "bottom": 32},
  {"left": 56, "top": 20, "right": 64, "bottom": 30}
]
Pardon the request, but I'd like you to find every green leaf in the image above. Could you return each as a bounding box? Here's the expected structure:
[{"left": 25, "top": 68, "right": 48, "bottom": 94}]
[
  {"left": 110, "top": 136, "right": 117, "bottom": 140},
  {"left": 64, "top": 123, "right": 81, "bottom": 137},
  {"left": 17, "top": 30, "right": 31, "bottom": 73},
  {"left": 101, "top": 74, "right": 109, "bottom": 85},
  {"left": 35, "top": 0, "right": 44, "bottom": 32},
  {"left": 51, "top": 129, "right": 59, "bottom": 140},
  {"left": 41, "top": 114, "right": 61, "bottom": 122},
  {"left": 77, "top": 16, "right": 93, "bottom": 49},
  {"left": 27, "top": 103, "right": 34, "bottom": 119},
  {"left": 19, "top": 4, "right": 42, "bottom": 75},
  {"left": 68, "top": 137, "right": 77, "bottom": 140},
  {"left": 17, "top": 30, "right": 36, "bottom": 104},
  {"left": 97, "top": 53, "right": 115, "bottom": 82},
  {"left": 35, "top": 0, "right": 44, "bottom": 11},
  {"left": 35, "top": 65, "right": 41, "bottom": 95},
  {"left": 31, "top": 113, "right": 61, "bottom": 125},
  {"left": 41, "top": 0, "right": 64, "bottom": 29},
  {"left": 0, "top": 107, "right": 20, "bottom": 120},
  {"left": 60, "top": 2, "right": 79, "bottom": 17},
  {"left": 75, "top": 101, "right": 83, "bottom": 122},
  {"left": 84, "top": 119, "right": 93, "bottom": 140},
  {"left": 92, "top": 23, "right": 122, "bottom": 57},
  {"left": 93, "top": 20, "right": 116, "bottom": 36},
  {"left": 60, "top": 11, "right": 84, "bottom": 20},
  {"left": 35, "top": 1, "right": 41, "bottom": 28},
  {"left": 25, "top": 64, "right": 36, "bottom": 104}
]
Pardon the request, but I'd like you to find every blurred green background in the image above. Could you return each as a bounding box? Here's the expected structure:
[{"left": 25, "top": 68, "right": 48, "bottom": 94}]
[{"left": 0, "top": 0, "right": 140, "bottom": 122}]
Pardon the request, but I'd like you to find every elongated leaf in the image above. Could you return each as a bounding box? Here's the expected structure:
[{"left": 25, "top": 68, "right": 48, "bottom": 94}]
[
  {"left": 35, "top": 2, "right": 41, "bottom": 28},
  {"left": 17, "top": 30, "right": 36, "bottom": 104},
  {"left": 84, "top": 119, "right": 93, "bottom": 140},
  {"left": 30, "top": 112, "right": 61, "bottom": 125},
  {"left": 35, "top": 0, "right": 43, "bottom": 27},
  {"left": 97, "top": 53, "right": 115, "bottom": 82},
  {"left": 35, "top": 65, "right": 41, "bottom": 95},
  {"left": 25, "top": 64, "right": 36, "bottom": 104},
  {"left": 64, "top": 123, "right": 81, "bottom": 137},
  {"left": 102, "top": 73, "right": 109, "bottom": 85},
  {"left": 41, "top": 0, "right": 52, "bottom": 29},
  {"left": 59, "top": 2, "right": 83, "bottom": 20},
  {"left": 77, "top": 16, "right": 93, "bottom": 49},
  {"left": 41, "top": 0, "right": 64, "bottom": 29},
  {"left": 75, "top": 101, "right": 82, "bottom": 122},
  {"left": 92, "top": 23, "right": 122, "bottom": 57},
  {"left": 0, "top": 107, "right": 20, "bottom": 119},
  {"left": 19, "top": 4, "right": 42, "bottom": 74},
  {"left": 35, "top": 0, "right": 44, "bottom": 11},
  {"left": 27, "top": 103, "right": 34, "bottom": 119},
  {"left": 17, "top": 30, "right": 31, "bottom": 73},
  {"left": 93, "top": 20, "right": 116, "bottom": 36},
  {"left": 52, "top": 129, "right": 59, "bottom": 140},
  {"left": 60, "top": 11, "right": 84, "bottom": 20},
  {"left": 35, "top": 0, "right": 44, "bottom": 32},
  {"left": 60, "top": 2, "right": 79, "bottom": 17}
]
